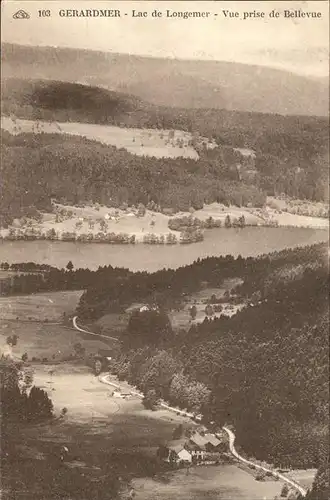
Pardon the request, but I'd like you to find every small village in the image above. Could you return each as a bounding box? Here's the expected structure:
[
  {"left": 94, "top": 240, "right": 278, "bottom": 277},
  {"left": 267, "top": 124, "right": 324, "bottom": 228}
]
[{"left": 160, "top": 428, "right": 228, "bottom": 467}]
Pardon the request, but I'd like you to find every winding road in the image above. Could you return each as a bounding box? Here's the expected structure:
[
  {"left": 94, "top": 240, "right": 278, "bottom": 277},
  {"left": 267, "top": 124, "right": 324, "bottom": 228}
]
[
  {"left": 222, "top": 427, "right": 307, "bottom": 497},
  {"left": 74, "top": 317, "right": 307, "bottom": 497},
  {"left": 73, "top": 316, "right": 120, "bottom": 342}
]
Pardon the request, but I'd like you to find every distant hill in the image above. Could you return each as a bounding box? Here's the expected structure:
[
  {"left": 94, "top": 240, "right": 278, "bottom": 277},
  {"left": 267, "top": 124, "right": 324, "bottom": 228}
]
[
  {"left": 1, "top": 78, "right": 149, "bottom": 124},
  {"left": 2, "top": 43, "right": 328, "bottom": 117}
]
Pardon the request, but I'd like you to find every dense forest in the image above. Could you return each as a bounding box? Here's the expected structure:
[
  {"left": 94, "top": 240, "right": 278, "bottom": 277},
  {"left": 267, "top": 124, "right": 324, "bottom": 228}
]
[
  {"left": 1, "top": 130, "right": 265, "bottom": 226},
  {"left": 1, "top": 79, "right": 329, "bottom": 224},
  {"left": 75, "top": 243, "right": 328, "bottom": 469},
  {"left": 301, "top": 458, "right": 329, "bottom": 500}
]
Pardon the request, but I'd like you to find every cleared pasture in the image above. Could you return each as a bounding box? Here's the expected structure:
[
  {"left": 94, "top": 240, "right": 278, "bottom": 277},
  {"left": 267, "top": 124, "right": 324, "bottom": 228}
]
[
  {"left": 1, "top": 116, "right": 199, "bottom": 159},
  {"left": 283, "top": 469, "right": 317, "bottom": 491},
  {"left": 131, "top": 464, "right": 285, "bottom": 500},
  {"left": 168, "top": 280, "right": 245, "bottom": 330},
  {"left": 0, "top": 322, "right": 112, "bottom": 361},
  {"left": 0, "top": 290, "right": 83, "bottom": 322},
  {"left": 27, "top": 363, "right": 195, "bottom": 447}
]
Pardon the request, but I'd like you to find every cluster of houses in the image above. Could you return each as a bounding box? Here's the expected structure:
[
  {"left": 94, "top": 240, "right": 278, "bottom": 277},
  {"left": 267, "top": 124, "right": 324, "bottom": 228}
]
[{"left": 162, "top": 430, "right": 227, "bottom": 465}]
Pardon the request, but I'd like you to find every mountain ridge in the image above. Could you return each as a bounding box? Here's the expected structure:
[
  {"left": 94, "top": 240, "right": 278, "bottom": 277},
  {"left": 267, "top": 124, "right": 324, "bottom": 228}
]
[{"left": 2, "top": 43, "right": 328, "bottom": 117}]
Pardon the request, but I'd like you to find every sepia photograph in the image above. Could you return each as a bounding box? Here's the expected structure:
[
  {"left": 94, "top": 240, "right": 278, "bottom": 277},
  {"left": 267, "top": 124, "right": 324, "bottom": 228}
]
[{"left": 0, "top": 1, "right": 329, "bottom": 499}]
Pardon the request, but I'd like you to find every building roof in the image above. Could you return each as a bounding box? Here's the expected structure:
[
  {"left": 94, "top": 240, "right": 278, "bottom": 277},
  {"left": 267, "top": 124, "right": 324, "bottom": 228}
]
[
  {"left": 168, "top": 440, "right": 186, "bottom": 454},
  {"left": 189, "top": 433, "right": 208, "bottom": 449},
  {"left": 234, "top": 147, "right": 256, "bottom": 158},
  {"left": 177, "top": 448, "right": 192, "bottom": 460},
  {"left": 204, "top": 434, "right": 221, "bottom": 447}
]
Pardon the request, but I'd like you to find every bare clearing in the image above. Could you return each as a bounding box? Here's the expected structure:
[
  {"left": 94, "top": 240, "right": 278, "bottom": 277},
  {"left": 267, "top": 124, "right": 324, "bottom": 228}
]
[
  {"left": 0, "top": 322, "right": 112, "bottom": 361},
  {"left": 0, "top": 290, "right": 83, "bottom": 322},
  {"left": 168, "top": 280, "right": 245, "bottom": 329},
  {"left": 31, "top": 363, "right": 196, "bottom": 446},
  {"left": 0, "top": 290, "right": 105, "bottom": 360},
  {"left": 131, "top": 464, "right": 285, "bottom": 500},
  {"left": 1, "top": 116, "right": 199, "bottom": 159},
  {"left": 283, "top": 469, "right": 317, "bottom": 491},
  {"left": 267, "top": 196, "right": 329, "bottom": 219}
]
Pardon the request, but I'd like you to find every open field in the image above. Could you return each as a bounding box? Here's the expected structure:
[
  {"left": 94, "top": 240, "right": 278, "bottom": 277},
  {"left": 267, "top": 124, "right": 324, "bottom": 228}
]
[
  {"left": 2, "top": 198, "right": 327, "bottom": 245},
  {"left": 131, "top": 464, "right": 285, "bottom": 500},
  {"left": 1, "top": 116, "right": 199, "bottom": 159},
  {"left": 283, "top": 469, "right": 317, "bottom": 491},
  {"left": 267, "top": 196, "right": 329, "bottom": 219},
  {"left": 168, "top": 280, "right": 245, "bottom": 329},
  {"left": 0, "top": 290, "right": 101, "bottom": 360},
  {"left": 0, "top": 290, "right": 83, "bottom": 322},
  {"left": 272, "top": 212, "right": 328, "bottom": 229},
  {"left": 1, "top": 202, "right": 179, "bottom": 243},
  {"left": 32, "top": 364, "right": 193, "bottom": 432},
  {"left": 0, "top": 321, "right": 113, "bottom": 361}
]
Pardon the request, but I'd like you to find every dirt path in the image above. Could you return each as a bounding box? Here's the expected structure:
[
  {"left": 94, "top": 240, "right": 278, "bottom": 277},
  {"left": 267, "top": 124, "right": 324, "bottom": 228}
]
[
  {"left": 73, "top": 316, "right": 119, "bottom": 342},
  {"left": 222, "top": 427, "right": 307, "bottom": 497}
]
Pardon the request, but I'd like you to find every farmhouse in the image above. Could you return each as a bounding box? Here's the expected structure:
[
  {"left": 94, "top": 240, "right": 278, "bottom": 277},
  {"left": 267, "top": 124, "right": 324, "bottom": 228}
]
[
  {"left": 186, "top": 432, "right": 208, "bottom": 460},
  {"left": 159, "top": 432, "right": 225, "bottom": 466},
  {"left": 204, "top": 433, "right": 223, "bottom": 451},
  {"left": 113, "top": 390, "right": 132, "bottom": 399},
  {"left": 189, "top": 432, "right": 207, "bottom": 449},
  {"left": 167, "top": 443, "right": 192, "bottom": 464}
]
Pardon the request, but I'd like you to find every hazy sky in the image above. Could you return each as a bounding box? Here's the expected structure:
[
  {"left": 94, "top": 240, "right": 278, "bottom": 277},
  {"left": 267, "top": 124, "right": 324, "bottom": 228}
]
[{"left": 1, "top": 0, "right": 329, "bottom": 77}]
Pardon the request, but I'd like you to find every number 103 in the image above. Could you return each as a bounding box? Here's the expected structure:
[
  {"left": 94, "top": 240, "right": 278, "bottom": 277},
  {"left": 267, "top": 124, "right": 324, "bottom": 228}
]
[{"left": 38, "top": 10, "right": 51, "bottom": 17}]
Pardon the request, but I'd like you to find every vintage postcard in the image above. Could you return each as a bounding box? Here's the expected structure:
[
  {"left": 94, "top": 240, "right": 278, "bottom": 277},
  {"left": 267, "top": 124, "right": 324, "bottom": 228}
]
[{"left": 1, "top": 1, "right": 329, "bottom": 499}]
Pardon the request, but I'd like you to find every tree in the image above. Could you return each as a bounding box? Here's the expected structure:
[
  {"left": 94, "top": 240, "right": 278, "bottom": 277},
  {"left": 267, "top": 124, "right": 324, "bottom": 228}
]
[
  {"left": 26, "top": 387, "right": 53, "bottom": 421},
  {"left": 172, "top": 424, "right": 183, "bottom": 440},
  {"left": 46, "top": 228, "right": 57, "bottom": 240},
  {"left": 94, "top": 359, "right": 102, "bottom": 375},
  {"left": 189, "top": 305, "right": 197, "bottom": 320},
  {"left": 142, "top": 389, "right": 159, "bottom": 410},
  {"left": 204, "top": 304, "right": 214, "bottom": 317},
  {"left": 225, "top": 215, "right": 232, "bottom": 228},
  {"left": 126, "top": 310, "right": 173, "bottom": 347},
  {"left": 6, "top": 334, "right": 18, "bottom": 347},
  {"left": 139, "top": 351, "right": 180, "bottom": 398},
  {"left": 60, "top": 407, "right": 68, "bottom": 418},
  {"left": 21, "top": 352, "right": 28, "bottom": 362},
  {"left": 73, "top": 342, "right": 86, "bottom": 358},
  {"left": 157, "top": 444, "right": 169, "bottom": 460},
  {"left": 137, "top": 203, "right": 146, "bottom": 217},
  {"left": 237, "top": 215, "right": 246, "bottom": 228},
  {"left": 66, "top": 261, "right": 74, "bottom": 272},
  {"left": 0, "top": 358, "right": 52, "bottom": 422},
  {"left": 205, "top": 216, "right": 214, "bottom": 229}
]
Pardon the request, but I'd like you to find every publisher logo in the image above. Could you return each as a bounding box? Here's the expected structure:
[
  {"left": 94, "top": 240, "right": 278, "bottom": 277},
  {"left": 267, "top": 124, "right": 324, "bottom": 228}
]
[{"left": 13, "top": 10, "right": 30, "bottom": 19}]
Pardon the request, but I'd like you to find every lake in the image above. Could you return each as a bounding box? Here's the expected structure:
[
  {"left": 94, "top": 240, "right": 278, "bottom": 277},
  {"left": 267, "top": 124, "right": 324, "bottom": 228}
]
[{"left": 0, "top": 227, "right": 327, "bottom": 272}]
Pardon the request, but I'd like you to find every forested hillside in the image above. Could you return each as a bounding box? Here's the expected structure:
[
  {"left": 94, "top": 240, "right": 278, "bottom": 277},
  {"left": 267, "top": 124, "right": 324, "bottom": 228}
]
[
  {"left": 1, "top": 78, "right": 328, "bottom": 227},
  {"left": 302, "top": 458, "right": 329, "bottom": 500},
  {"left": 76, "top": 243, "right": 329, "bottom": 468},
  {"left": 1, "top": 130, "right": 265, "bottom": 225}
]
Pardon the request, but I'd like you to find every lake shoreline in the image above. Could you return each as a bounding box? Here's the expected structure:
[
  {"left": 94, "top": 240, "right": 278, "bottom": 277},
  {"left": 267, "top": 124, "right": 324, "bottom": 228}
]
[{"left": 0, "top": 227, "right": 327, "bottom": 272}]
